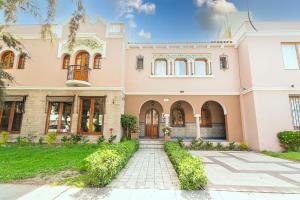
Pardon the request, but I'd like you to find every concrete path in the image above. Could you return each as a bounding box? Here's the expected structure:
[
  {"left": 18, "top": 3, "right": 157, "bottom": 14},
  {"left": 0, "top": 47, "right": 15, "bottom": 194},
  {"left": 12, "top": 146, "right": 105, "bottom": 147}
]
[
  {"left": 191, "top": 151, "right": 300, "bottom": 193},
  {"left": 1, "top": 184, "right": 300, "bottom": 200}
]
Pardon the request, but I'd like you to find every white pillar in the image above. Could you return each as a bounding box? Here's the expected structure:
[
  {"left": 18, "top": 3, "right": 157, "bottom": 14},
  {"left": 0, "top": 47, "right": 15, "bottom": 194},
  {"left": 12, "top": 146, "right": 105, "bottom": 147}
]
[
  {"left": 164, "top": 114, "right": 170, "bottom": 127},
  {"left": 167, "top": 60, "right": 172, "bottom": 75},
  {"left": 187, "top": 60, "right": 191, "bottom": 75},
  {"left": 151, "top": 59, "right": 154, "bottom": 75},
  {"left": 194, "top": 114, "right": 201, "bottom": 139},
  {"left": 191, "top": 60, "right": 195, "bottom": 75}
]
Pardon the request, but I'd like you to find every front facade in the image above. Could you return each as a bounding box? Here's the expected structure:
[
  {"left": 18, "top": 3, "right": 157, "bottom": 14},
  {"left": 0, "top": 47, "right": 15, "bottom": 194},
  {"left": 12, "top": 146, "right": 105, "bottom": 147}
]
[{"left": 1, "top": 16, "right": 300, "bottom": 151}]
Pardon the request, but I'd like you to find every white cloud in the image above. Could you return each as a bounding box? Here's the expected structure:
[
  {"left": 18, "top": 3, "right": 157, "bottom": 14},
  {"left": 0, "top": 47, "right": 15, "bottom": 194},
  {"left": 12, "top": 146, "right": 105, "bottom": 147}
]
[
  {"left": 194, "top": 0, "right": 206, "bottom": 7},
  {"left": 194, "top": 0, "right": 237, "bottom": 14},
  {"left": 119, "top": 0, "right": 156, "bottom": 16},
  {"left": 138, "top": 29, "right": 151, "bottom": 40}
]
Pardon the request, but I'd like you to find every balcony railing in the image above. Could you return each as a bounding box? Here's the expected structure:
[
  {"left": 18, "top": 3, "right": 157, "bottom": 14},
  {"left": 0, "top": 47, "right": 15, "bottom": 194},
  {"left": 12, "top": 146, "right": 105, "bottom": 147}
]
[{"left": 66, "top": 65, "right": 91, "bottom": 87}]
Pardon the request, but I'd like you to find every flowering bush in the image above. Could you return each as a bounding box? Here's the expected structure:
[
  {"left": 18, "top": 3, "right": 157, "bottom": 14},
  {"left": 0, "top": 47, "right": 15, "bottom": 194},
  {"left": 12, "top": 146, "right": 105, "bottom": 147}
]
[
  {"left": 278, "top": 131, "right": 300, "bottom": 152},
  {"left": 162, "top": 127, "right": 172, "bottom": 136}
]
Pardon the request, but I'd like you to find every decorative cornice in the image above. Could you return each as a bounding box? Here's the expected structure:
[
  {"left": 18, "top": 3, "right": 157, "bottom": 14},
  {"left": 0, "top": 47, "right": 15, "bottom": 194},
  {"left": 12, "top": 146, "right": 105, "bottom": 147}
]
[
  {"left": 124, "top": 92, "right": 240, "bottom": 96},
  {"left": 5, "top": 86, "right": 124, "bottom": 91},
  {"left": 241, "top": 87, "right": 300, "bottom": 95}
]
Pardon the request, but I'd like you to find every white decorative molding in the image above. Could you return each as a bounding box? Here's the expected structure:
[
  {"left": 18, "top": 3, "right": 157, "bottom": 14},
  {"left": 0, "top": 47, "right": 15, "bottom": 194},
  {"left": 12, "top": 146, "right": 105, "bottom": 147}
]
[
  {"left": 149, "top": 75, "right": 214, "bottom": 78},
  {"left": 241, "top": 87, "right": 300, "bottom": 95},
  {"left": 125, "top": 92, "right": 240, "bottom": 96},
  {"left": 5, "top": 86, "right": 124, "bottom": 91},
  {"left": 152, "top": 53, "right": 211, "bottom": 61},
  {"left": 57, "top": 34, "right": 107, "bottom": 58}
]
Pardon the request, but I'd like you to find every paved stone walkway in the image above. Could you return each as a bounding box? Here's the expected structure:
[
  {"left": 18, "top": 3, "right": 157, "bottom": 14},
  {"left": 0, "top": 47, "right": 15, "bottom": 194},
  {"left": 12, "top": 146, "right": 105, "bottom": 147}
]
[
  {"left": 191, "top": 151, "right": 300, "bottom": 193},
  {"left": 108, "top": 148, "right": 179, "bottom": 189}
]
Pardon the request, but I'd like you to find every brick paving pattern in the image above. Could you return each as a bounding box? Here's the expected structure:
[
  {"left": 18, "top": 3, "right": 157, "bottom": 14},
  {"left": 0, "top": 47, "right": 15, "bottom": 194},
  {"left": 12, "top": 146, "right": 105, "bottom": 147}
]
[{"left": 191, "top": 151, "right": 300, "bottom": 193}]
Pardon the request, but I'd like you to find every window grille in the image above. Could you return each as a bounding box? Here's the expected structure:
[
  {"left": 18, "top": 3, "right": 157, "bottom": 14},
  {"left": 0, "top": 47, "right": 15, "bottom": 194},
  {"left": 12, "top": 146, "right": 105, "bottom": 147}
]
[
  {"left": 290, "top": 96, "right": 300, "bottom": 130},
  {"left": 220, "top": 55, "right": 228, "bottom": 70},
  {"left": 136, "top": 55, "right": 144, "bottom": 70}
]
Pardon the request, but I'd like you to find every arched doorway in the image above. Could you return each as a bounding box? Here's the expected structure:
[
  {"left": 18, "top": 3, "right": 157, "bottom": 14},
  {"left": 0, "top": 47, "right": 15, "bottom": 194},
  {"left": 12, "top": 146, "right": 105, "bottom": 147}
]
[
  {"left": 170, "top": 100, "right": 195, "bottom": 138},
  {"left": 139, "top": 100, "right": 163, "bottom": 139},
  {"left": 201, "top": 101, "right": 227, "bottom": 140},
  {"left": 145, "top": 108, "right": 159, "bottom": 139}
]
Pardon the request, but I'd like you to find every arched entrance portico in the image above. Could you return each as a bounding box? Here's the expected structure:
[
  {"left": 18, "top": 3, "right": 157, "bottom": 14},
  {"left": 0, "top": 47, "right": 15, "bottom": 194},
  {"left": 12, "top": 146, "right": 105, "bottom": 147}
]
[
  {"left": 139, "top": 100, "right": 164, "bottom": 139},
  {"left": 200, "top": 101, "right": 227, "bottom": 140}
]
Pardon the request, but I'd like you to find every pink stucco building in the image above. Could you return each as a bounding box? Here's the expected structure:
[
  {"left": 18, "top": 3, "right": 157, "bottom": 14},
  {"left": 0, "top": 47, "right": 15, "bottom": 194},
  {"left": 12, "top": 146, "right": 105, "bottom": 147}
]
[{"left": 1, "top": 15, "right": 300, "bottom": 151}]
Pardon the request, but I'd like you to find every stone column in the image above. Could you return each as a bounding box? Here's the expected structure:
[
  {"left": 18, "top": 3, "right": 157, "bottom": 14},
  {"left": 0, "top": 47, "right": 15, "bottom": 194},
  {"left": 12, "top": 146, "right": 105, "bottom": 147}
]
[
  {"left": 194, "top": 114, "right": 201, "bottom": 139},
  {"left": 164, "top": 113, "right": 170, "bottom": 127}
]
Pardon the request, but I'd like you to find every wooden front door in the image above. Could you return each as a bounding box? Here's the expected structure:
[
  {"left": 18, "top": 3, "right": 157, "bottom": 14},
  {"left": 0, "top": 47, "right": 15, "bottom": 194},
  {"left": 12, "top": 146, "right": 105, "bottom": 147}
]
[
  {"left": 145, "top": 109, "right": 159, "bottom": 139},
  {"left": 75, "top": 52, "right": 89, "bottom": 81}
]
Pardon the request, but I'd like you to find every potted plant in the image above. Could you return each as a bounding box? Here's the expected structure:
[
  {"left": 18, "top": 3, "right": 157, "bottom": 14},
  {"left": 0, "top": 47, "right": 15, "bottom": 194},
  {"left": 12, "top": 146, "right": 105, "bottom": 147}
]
[
  {"left": 163, "top": 127, "right": 172, "bottom": 141},
  {"left": 121, "top": 114, "right": 138, "bottom": 139},
  {"left": 130, "top": 125, "right": 139, "bottom": 140}
]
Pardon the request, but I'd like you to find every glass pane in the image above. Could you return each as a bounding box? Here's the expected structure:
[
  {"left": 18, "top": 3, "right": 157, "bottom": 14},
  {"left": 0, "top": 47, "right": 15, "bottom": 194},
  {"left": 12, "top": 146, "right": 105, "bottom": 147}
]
[
  {"left": 145, "top": 111, "right": 151, "bottom": 125},
  {"left": 60, "top": 102, "right": 72, "bottom": 133},
  {"left": 11, "top": 102, "right": 24, "bottom": 132},
  {"left": 155, "top": 60, "right": 167, "bottom": 75},
  {"left": 48, "top": 102, "right": 60, "bottom": 132},
  {"left": 152, "top": 110, "right": 159, "bottom": 125},
  {"left": 1, "top": 102, "right": 12, "bottom": 130},
  {"left": 92, "top": 98, "right": 104, "bottom": 133},
  {"left": 282, "top": 44, "right": 299, "bottom": 69},
  {"left": 195, "top": 60, "right": 206, "bottom": 75},
  {"left": 175, "top": 60, "right": 187, "bottom": 75},
  {"left": 80, "top": 99, "right": 91, "bottom": 133}
]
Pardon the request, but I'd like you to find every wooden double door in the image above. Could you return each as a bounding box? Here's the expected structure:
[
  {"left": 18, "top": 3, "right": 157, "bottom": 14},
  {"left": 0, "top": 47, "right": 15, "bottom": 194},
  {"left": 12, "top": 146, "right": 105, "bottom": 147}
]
[
  {"left": 75, "top": 52, "right": 89, "bottom": 81},
  {"left": 145, "top": 108, "right": 159, "bottom": 139}
]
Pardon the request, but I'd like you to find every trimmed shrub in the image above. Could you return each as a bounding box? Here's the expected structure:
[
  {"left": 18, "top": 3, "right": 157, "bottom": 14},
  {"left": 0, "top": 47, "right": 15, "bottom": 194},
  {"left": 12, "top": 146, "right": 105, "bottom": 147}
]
[
  {"left": 16, "top": 136, "right": 28, "bottom": 145},
  {"left": 70, "top": 133, "right": 83, "bottom": 144},
  {"left": 278, "top": 131, "right": 300, "bottom": 152},
  {"left": 97, "top": 136, "right": 105, "bottom": 144},
  {"left": 0, "top": 131, "right": 9, "bottom": 145},
  {"left": 85, "top": 140, "right": 139, "bottom": 187},
  {"left": 47, "top": 132, "right": 57, "bottom": 144},
  {"left": 121, "top": 114, "right": 137, "bottom": 139},
  {"left": 238, "top": 142, "right": 249, "bottom": 151},
  {"left": 164, "top": 141, "right": 208, "bottom": 190}
]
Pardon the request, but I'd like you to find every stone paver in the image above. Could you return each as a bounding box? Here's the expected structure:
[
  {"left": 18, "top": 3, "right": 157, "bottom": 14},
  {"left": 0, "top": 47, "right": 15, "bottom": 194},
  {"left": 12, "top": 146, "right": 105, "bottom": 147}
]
[
  {"left": 108, "top": 148, "right": 179, "bottom": 189},
  {"left": 191, "top": 151, "right": 300, "bottom": 193}
]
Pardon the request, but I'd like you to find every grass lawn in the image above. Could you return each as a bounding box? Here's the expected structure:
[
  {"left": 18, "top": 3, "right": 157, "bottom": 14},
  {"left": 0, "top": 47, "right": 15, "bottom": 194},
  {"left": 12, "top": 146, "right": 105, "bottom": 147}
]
[
  {"left": 262, "top": 151, "right": 300, "bottom": 162},
  {"left": 0, "top": 144, "right": 101, "bottom": 182}
]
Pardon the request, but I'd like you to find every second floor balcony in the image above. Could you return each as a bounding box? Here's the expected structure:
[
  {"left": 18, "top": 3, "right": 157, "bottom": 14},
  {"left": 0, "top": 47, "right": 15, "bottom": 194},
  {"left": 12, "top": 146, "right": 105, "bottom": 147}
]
[{"left": 66, "top": 65, "right": 91, "bottom": 87}]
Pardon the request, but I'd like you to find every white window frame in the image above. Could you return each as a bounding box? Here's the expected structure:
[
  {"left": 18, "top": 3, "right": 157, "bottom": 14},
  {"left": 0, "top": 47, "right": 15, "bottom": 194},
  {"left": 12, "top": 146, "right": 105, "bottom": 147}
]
[{"left": 281, "top": 43, "right": 300, "bottom": 70}]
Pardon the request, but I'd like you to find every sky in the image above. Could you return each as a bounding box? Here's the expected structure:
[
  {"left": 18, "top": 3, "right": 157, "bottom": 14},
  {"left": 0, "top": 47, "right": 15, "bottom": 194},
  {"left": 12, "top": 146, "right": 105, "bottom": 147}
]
[{"left": 1, "top": 0, "right": 300, "bottom": 42}]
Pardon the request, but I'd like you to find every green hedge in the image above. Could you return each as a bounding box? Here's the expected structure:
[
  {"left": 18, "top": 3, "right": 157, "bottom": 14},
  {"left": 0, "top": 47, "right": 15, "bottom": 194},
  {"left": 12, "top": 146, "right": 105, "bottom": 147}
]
[
  {"left": 278, "top": 131, "right": 300, "bottom": 152},
  {"left": 164, "top": 141, "right": 208, "bottom": 190},
  {"left": 85, "top": 140, "right": 139, "bottom": 187}
]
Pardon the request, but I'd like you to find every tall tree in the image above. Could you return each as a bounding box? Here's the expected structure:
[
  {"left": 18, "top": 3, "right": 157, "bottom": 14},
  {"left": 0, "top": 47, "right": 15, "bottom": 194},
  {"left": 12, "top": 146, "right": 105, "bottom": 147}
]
[{"left": 0, "top": 0, "right": 86, "bottom": 103}]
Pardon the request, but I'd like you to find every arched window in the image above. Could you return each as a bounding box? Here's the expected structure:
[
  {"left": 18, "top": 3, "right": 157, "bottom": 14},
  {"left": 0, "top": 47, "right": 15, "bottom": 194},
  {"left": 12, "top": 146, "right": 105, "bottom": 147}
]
[
  {"left": 194, "top": 60, "right": 207, "bottom": 76},
  {"left": 154, "top": 59, "right": 167, "bottom": 75},
  {"left": 17, "top": 53, "right": 27, "bottom": 69},
  {"left": 75, "top": 51, "right": 90, "bottom": 68},
  {"left": 62, "top": 54, "right": 70, "bottom": 69},
  {"left": 171, "top": 106, "right": 185, "bottom": 127},
  {"left": 201, "top": 104, "right": 212, "bottom": 127},
  {"left": 1, "top": 51, "right": 14, "bottom": 69},
  {"left": 93, "top": 54, "right": 102, "bottom": 69},
  {"left": 175, "top": 59, "right": 187, "bottom": 75}
]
